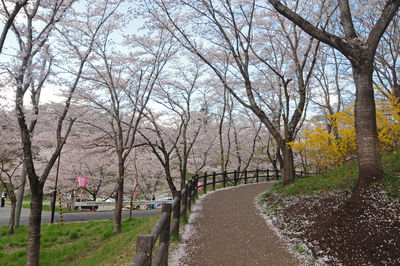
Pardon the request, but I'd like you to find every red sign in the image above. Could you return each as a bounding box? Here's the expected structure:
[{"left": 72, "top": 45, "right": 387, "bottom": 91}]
[{"left": 77, "top": 176, "right": 88, "bottom": 188}]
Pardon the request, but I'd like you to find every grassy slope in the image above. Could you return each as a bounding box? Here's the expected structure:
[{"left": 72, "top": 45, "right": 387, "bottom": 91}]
[
  {"left": 267, "top": 151, "right": 400, "bottom": 199},
  {"left": 0, "top": 216, "right": 158, "bottom": 265}
]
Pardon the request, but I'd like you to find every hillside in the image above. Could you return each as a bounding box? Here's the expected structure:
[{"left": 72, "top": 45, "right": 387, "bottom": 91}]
[{"left": 260, "top": 159, "right": 400, "bottom": 265}]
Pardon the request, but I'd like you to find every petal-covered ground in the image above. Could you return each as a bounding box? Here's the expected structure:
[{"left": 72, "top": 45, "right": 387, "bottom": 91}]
[{"left": 260, "top": 185, "right": 400, "bottom": 265}]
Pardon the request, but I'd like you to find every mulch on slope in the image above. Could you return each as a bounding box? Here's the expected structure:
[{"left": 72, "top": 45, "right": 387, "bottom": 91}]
[
  {"left": 170, "top": 183, "right": 299, "bottom": 266},
  {"left": 262, "top": 185, "right": 400, "bottom": 265}
]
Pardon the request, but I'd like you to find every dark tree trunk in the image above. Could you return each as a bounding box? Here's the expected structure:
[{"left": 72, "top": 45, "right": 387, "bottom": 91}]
[
  {"left": 280, "top": 145, "right": 295, "bottom": 184},
  {"left": 352, "top": 63, "right": 383, "bottom": 186},
  {"left": 8, "top": 193, "right": 16, "bottom": 233},
  {"left": 15, "top": 163, "right": 26, "bottom": 227},
  {"left": 166, "top": 171, "right": 177, "bottom": 196},
  {"left": 27, "top": 185, "right": 43, "bottom": 266},
  {"left": 180, "top": 158, "right": 187, "bottom": 191},
  {"left": 114, "top": 163, "right": 124, "bottom": 234},
  {"left": 163, "top": 159, "right": 177, "bottom": 195}
]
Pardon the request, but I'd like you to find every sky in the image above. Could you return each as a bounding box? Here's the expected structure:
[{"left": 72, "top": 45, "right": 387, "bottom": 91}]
[{"left": 0, "top": 0, "right": 143, "bottom": 110}]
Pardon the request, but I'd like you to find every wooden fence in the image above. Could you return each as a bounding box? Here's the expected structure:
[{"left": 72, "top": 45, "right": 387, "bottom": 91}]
[{"left": 130, "top": 169, "right": 313, "bottom": 266}]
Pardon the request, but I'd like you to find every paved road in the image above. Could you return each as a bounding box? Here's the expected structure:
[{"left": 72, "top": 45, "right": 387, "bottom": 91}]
[{"left": 0, "top": 205, "right": 160, "bottom": 226}]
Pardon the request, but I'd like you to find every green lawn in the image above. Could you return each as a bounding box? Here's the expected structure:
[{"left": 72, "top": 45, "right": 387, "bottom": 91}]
[{"left": 0, "top": 216, "right": 158, "bottom": 265}]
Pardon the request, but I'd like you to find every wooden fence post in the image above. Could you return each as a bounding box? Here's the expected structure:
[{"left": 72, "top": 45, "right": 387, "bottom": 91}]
[
  {"left": 194, "top": 175, "right": 198, "bottom": 199},
  {"left": 256, "top": 169, "right": 259, "bottom": 183},
  {"left": 244, "top": 169, "right": 247, "bottom": 184},
  {"left": 234, "top": 170, "right": 238, "bottom": 186},
  {"left": 172, "top": 191, "right": 181, "bottom": 238},
  {"left": 182, "top": 185, "right": 188, "bottom": 222},
  {"left": 132, "top": 234, "right": 154, "bottom": 266},
  {"left": 187, "top": 180, "right": 192, "bottom": 211},
  {"left": 223, "top": 171, "right": 227, "bottom": 188},
  {"left": 276, "top": 169, "right": 279, "bottom": 181},
  {"left": 160, "top": 203, "right": 171, "bottom": 265},
  {"left": 267, "top": 169, "right": 270, "bottom": 182},
  {"left": 212, "top": 172, "right": 216, "bottom": 191},
  {"left": 203, "top": 172, "right": 207, "bottom": 194}
]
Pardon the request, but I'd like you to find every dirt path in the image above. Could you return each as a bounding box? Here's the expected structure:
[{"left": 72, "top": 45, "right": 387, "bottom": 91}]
[{"left": 171, "top": 183, "right": 298, "bottom": 265}]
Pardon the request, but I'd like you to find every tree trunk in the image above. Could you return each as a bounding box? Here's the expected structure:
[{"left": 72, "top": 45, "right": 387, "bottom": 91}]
[
  {"left": 280, "top": 145, "right": 295, "bottom": 185},
  {"left": 163, "top": 161, "right": 177, "bottom": 195},
  {"left": 15, "top": 163, "right": 26, "bottom": 227},
  {"left": 166, "top": 171, "right": 177, "bottom": 196},
  {"left": 113, "top": 167, "right": 124, "bottom": 234},
  {"left": 352, "top": 63, "right": 383, "bottom": 186},
  {"left": 27, "top": 185, "right": 43, "bottom": 266},
  {"left": 180, "top": 158, "right": 187, "bottom": 191},
  {"left": 8, "top": 194, "right": 16, "bottom": 233}
]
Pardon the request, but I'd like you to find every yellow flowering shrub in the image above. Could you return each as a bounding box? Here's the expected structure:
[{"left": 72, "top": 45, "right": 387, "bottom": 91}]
[
  {"left": 375, "top": 86, "right": 400, "bottom": 151},
  {"left": 291, "top": 86, "right": 400, "bottom": 171},
  {"left": 290, "top": 107, "right": 357, "bottom": 171}
]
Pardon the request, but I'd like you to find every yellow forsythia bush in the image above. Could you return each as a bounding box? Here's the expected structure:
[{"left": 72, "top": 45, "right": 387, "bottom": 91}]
[
  {"left": 376, "top": 87, "right": 400, "bottom": 151},
  {"left": 291, "top": 88, "right": 400, "bottom": 171},
  {"left": 289, "top": 107, "right": 357, "bottom": 171}
]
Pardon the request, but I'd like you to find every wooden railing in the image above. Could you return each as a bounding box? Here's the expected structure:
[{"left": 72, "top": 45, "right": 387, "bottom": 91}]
[{"left": 130, "top": 169, "right": 313, "bottom": 266}]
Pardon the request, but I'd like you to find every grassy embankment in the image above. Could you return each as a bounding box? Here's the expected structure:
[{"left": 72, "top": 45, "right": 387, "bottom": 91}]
[
  {"left": 266, "top": 150, "right": 400, "bottom": 199},
  {"left": 0, "top": 216, "right": 158, "bottom": 265}
]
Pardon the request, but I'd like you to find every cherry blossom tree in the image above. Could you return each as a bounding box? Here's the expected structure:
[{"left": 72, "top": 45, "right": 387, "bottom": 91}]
[
  {"left": 0, "top": 109, "right": 23, "bottom": 233},
  {"left": 139, "top": 111, "right": 182, "bottom": 194},
  {"left": 7, "top": 2, "right": 72, "bottom": 263},
  {"left": 130, "top": 147, "right": 164, "bottom": 198},
  {"left": 310, "top": 46, "right": 351, "bottom": 137},
  {"left": 1, "top": 0, "right": 121, "bottom": 263},
  {"left": 144, "top": 0, "right": 320, "bottom": 184},
  {"left": 267, "top": 0, "right": 400, "bottom": 186},
  {"left": 151, "top": 60, "right": 209, "bottom": 190},
  {"left": 0, "top": 0, "right": 28, "bottom": 54},
  {"left": 374, "top": 13, "right": 400, "bottom": 100},
  {"left": 47, "top": 129, "right": 118, "bottom": 202},
  {"left": 78, "top": 23, "right": 175, "bottom": 233}
]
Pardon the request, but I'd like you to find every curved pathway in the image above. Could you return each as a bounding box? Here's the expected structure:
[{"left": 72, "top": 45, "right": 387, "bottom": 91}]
[{"left": 172, "top": 183, "right": 298, "bottom": 265}]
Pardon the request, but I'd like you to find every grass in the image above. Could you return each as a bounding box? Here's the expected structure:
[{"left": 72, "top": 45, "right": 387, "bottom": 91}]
[
  {"left": 266, "top": 161, "right": 359, "bottom": 196},
  {"left": 266, "top": 150, "right": 400, "bottom": 199},
  {"left": 0, "top": 216, "right": 158, "bottom": 266},
  {"left": 294, "top": 244, "right": 306, "bottom": 255},
  {"left": 381, "top": 150, "right": 400, "bottom": 198}
]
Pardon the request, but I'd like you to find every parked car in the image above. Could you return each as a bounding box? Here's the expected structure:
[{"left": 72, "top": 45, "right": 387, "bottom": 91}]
[{"left": 153, "top": 195, "right": 173, "bottom": 209}]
